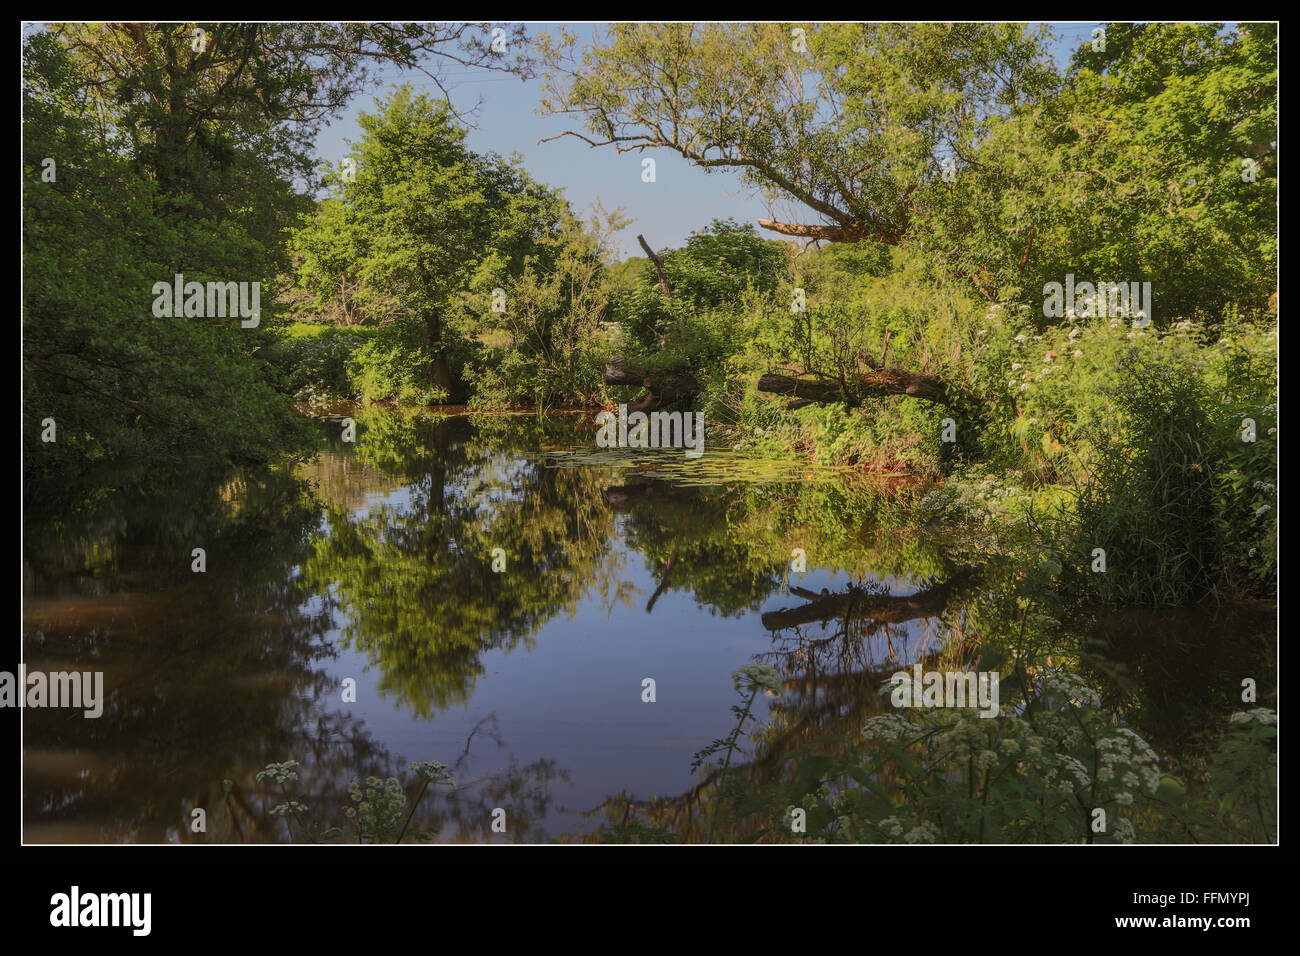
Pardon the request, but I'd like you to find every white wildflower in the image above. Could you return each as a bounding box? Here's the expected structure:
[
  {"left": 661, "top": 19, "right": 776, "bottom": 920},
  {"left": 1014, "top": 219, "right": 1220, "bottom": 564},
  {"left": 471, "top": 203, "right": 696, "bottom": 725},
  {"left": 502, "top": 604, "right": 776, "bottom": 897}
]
[{"left": 734, "top": 664, "right": 783, "bottom": 694}]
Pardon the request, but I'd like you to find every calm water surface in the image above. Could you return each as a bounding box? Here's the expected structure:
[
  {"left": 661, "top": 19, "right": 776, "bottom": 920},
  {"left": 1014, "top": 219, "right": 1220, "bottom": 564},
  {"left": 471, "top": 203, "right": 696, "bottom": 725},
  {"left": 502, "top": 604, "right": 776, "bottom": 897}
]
[{"left": 21, "top": 410, "right": 1272, "bottom": 842}]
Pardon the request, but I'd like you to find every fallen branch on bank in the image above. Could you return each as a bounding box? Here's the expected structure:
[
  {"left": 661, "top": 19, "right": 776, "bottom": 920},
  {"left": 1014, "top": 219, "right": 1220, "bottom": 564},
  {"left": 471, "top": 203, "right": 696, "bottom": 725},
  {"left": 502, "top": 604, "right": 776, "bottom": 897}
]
[
  {"left": 757, "top": 367, "right": 951, "bottom": 408},
  {"left": 604, "top": 356, "right": 697, "bottom": 413}
]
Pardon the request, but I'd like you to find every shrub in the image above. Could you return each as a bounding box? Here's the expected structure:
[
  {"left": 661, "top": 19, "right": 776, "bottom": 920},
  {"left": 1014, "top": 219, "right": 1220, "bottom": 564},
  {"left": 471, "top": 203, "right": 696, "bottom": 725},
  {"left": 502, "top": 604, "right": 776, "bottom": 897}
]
[{"left": 263, "top": 322, "right": 378, "bottom": 403}]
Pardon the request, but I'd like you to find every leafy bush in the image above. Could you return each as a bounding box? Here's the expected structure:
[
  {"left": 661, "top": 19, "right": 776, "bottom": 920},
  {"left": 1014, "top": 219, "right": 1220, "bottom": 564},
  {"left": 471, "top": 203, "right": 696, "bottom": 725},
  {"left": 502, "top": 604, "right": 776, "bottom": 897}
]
[
  {"left": 349, "top": 322, "right": 452, "bottom": 406},
  {"left": 602, "top": 665, "right": 1276, "bottom": 844},
  {"left": 463, "top": 205, "right": 624, "bottom": 410},
  {"left": 1067, "top": 335, "right": 1275, "bottom": 606},
  {"left": 263, "top": 322, "right": 378, "bottom": 403}
]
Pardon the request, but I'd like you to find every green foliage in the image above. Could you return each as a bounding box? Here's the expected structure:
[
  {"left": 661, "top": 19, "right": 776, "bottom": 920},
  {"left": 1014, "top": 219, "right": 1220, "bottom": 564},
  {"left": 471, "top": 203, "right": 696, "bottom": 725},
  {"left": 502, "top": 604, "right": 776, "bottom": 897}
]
[
  {"left": 610, "top": 220, "right": 783, "bottom": 389},
  {"left": 540, "top": 23, "right": 1056, "bottom": 247},
  {"left": 934, "top": 23, "right": 1276, "bottom": 321},
  {"left": 23, "top": 33, "right": 313, "bottom": 519},
  {"left": 1064, "top": 332, "right": 1276, "bottom": 606},
  {"left": 291, "top": 201, "right": 391, "bottom": 326},
  {"left": 248, "top": 758, "right": 454, "bottom": 843},
  {"left": 690, "top": 665, "right": 784, "bottom": 841},
  {"left": 292, "top": 85, "right": 567, "bottom": 401},
  {"left": 300, "top": 412, "right": 619, "bottom": 717},
  {"left": 348, "top": 321, "right": 453, "bottom": 406},
  {"left": 262, "top": 323, "right": 379, "bottom": 403},
  {"left": 465, "top": 204, "right": 628, "bottom": 409},
  {"left": 662, "top": 219, "right": 787, "bottom": 307},
  {"left": 1070, "top": 352, "right": 1218, "bottom": 605},
  {"left": 609, "top": 666, "right": 1275, "bottom": 844}
]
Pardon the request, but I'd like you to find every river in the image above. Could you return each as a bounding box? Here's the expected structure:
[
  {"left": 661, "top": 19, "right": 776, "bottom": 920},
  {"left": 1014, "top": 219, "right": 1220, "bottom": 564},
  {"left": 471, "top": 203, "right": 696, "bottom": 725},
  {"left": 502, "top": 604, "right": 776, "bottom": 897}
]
[{"left": 21, "top": 408, "right": 1274, "bottom": 843}]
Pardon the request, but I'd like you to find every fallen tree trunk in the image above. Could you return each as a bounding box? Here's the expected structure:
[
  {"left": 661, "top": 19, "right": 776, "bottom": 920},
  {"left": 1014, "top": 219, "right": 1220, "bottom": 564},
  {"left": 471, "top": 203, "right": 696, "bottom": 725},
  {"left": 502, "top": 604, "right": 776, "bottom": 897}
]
[
  {"left": 605, "top": 356, "right": 696, "bottom": 413},
  {"left": 761, "top": 567, "right": 979, "bottom": 632},
  {"left": 603, "top": 481, "right": 699, "bottom": 510},
  {"left": 757, "top": 368, "right": 951, "bottom": 407}
]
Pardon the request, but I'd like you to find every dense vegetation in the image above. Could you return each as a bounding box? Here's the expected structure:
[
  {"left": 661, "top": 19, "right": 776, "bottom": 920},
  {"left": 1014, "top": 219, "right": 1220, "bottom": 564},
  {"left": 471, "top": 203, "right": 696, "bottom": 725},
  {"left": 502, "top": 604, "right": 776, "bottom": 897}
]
[{"left": 28, "top": 22, "right": 1273, "bottom": 600}]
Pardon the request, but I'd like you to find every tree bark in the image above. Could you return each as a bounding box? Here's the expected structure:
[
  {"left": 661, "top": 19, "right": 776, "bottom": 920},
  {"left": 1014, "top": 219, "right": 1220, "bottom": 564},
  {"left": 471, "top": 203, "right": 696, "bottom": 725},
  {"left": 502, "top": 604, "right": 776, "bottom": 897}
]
[
  {"left": 426, "top": 313, "right": 455, "bottom": 400},
  {"left": 756, "top": 217, "right": 905, "bottom": 245},
  {"left": 757, "top": 367, "right": 950, "bottom": 407},
  {"left": 604, "top": 356, "right": 695, "bottom": 413},
  {"left": 637, "top": 234, "right": 671, "bottom": 297}
]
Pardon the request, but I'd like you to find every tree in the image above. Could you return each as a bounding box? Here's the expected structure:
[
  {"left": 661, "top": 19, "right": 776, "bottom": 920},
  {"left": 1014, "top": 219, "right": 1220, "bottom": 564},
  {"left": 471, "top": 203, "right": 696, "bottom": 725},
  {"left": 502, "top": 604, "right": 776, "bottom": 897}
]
[
  {"left": 604, "top": 220, "right": 787, "bottom": 412},
  {"left": 539, "top": 23, "right": 1055, "bottom": 245},
  {"left": 467, "top": 202, "right": 630, "bottom": 408},
  {"left": 53, "top": 22, "right": 530, "bottom": 196},
  {"left": 540, "top": 24, "right": 1055, "bottom": 413},
  {"left": 301, "top": 412, "right": 618, "bottom": 716},
  {"left": 300, "top": 86, "right": 563, "bottom": 401},
  {"left": 22, "top": 33, "right": 311, "bottom": 516},
  {"left": 24, "top": 23, "right": 536, "bottom": 508}
]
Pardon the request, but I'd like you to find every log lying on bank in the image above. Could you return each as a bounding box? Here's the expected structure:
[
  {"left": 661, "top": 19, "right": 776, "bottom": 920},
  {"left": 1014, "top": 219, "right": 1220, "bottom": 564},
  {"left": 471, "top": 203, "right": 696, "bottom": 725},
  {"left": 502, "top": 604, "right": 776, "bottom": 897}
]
[
  {"left": 757, "top": 368, "right": 951, "bottom": 408},
  {"left": 604, "top": 356, "right": 697, "bottom": 414},
  {"left": 761, "top": 567, "right": 979, "bottom": 632}
]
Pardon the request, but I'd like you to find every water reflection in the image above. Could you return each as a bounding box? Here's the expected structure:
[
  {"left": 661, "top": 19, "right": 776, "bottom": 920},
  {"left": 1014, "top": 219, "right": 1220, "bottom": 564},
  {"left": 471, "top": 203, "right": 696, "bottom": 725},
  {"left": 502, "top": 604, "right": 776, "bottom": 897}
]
[
  {"left": 304, "top": 414, "right": 620, "bottom": 717},
  {"left": 22, "top": 409, "right": 1274, "bottom": 842}
]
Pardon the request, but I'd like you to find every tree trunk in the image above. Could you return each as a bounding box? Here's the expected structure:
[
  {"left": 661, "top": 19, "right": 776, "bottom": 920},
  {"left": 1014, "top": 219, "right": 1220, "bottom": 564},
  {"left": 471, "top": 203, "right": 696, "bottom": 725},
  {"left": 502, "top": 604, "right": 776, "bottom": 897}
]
[
  {"left": 604, "top": 356, "right": 695, "bottom": 413},
  {"left": 426, "top": 313, "right": 454, "bottom": 400},
  {"left": 637, "top": 234, "right": 671, "bottom": 297},
  {"left": 757, "top": 367, "right": 950, "bottom": 408}
]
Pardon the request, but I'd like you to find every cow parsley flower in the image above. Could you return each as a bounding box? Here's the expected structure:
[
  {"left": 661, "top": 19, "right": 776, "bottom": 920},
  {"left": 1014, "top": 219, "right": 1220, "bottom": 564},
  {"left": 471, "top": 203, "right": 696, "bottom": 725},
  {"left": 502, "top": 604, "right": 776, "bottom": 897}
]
[
  {"left": 904, "top": 822, "right": 940, "bottom": 844},
  {"left": 409, "top": 760, "right": 454, "bottom": 785},
  {"left": 256, "top": 761, "right": 300, "bottom": 785},
  {"left": 734, "top": 664, "right": 783, "bottom": 693}
]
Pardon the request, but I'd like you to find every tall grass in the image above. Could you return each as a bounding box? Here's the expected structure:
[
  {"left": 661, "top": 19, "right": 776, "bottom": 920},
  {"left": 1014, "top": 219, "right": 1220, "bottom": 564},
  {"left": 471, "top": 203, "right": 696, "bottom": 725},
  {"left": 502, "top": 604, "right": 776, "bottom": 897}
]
[{"left": 1071, "top": 351, "right": 1219, "bottom": 606}]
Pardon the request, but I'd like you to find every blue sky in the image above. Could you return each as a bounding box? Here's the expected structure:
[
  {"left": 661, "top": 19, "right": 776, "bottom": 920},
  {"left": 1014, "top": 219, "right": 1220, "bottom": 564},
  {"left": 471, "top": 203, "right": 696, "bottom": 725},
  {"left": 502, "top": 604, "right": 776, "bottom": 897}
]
[{"left": 312, "top": 23, "right": 1103, "bottom": 259}]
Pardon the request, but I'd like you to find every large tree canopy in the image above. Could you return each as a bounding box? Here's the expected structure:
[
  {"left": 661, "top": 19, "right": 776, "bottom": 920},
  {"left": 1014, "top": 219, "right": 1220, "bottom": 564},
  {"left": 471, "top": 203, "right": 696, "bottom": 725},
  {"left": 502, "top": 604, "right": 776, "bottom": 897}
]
[
  {"left": 23, "top": 23, "right": 535, "bottom": 513},
  {"left": 51, "top": 22, "right": 529, "bottom": 265},
  {"left": 539, "top": 22, "right": 1056, "bottom": 245},
  {"left": 541, "top": 22, "right": 1276, "bottom": 322},
  {"left": 294, "top": 86, "right": 566, "bottom": 399}
]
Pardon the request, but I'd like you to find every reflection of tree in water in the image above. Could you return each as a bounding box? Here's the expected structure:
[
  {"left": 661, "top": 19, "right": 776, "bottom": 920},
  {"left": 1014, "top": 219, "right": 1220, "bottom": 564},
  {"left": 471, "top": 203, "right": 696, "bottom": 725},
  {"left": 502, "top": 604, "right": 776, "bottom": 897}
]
[
  {"left": 425, "top": 717, "right": 573, "bottom": 844},
  {"left": 23, "top": 410, "right": 985, "bottom": 843},
  {"left": 606, "top": 479, "right": 786, "bottom": 616},
  {"left": 302, "top": 412, "right": 622, "bottom": 717},
  {"left": 603, "top": 472, "right": 960, "bottom": 619},
  {"left": 217, "top": 715, "right": 573, "bottom": 844},
  {"left": 585, "top": 567, "right": 986, "bottom": 842},
  {"left": 24, "top": 440, "right": 576, "bottom": 844},
  {"left": 23, "top": 465, "right": 346, "bottom": 842}
]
